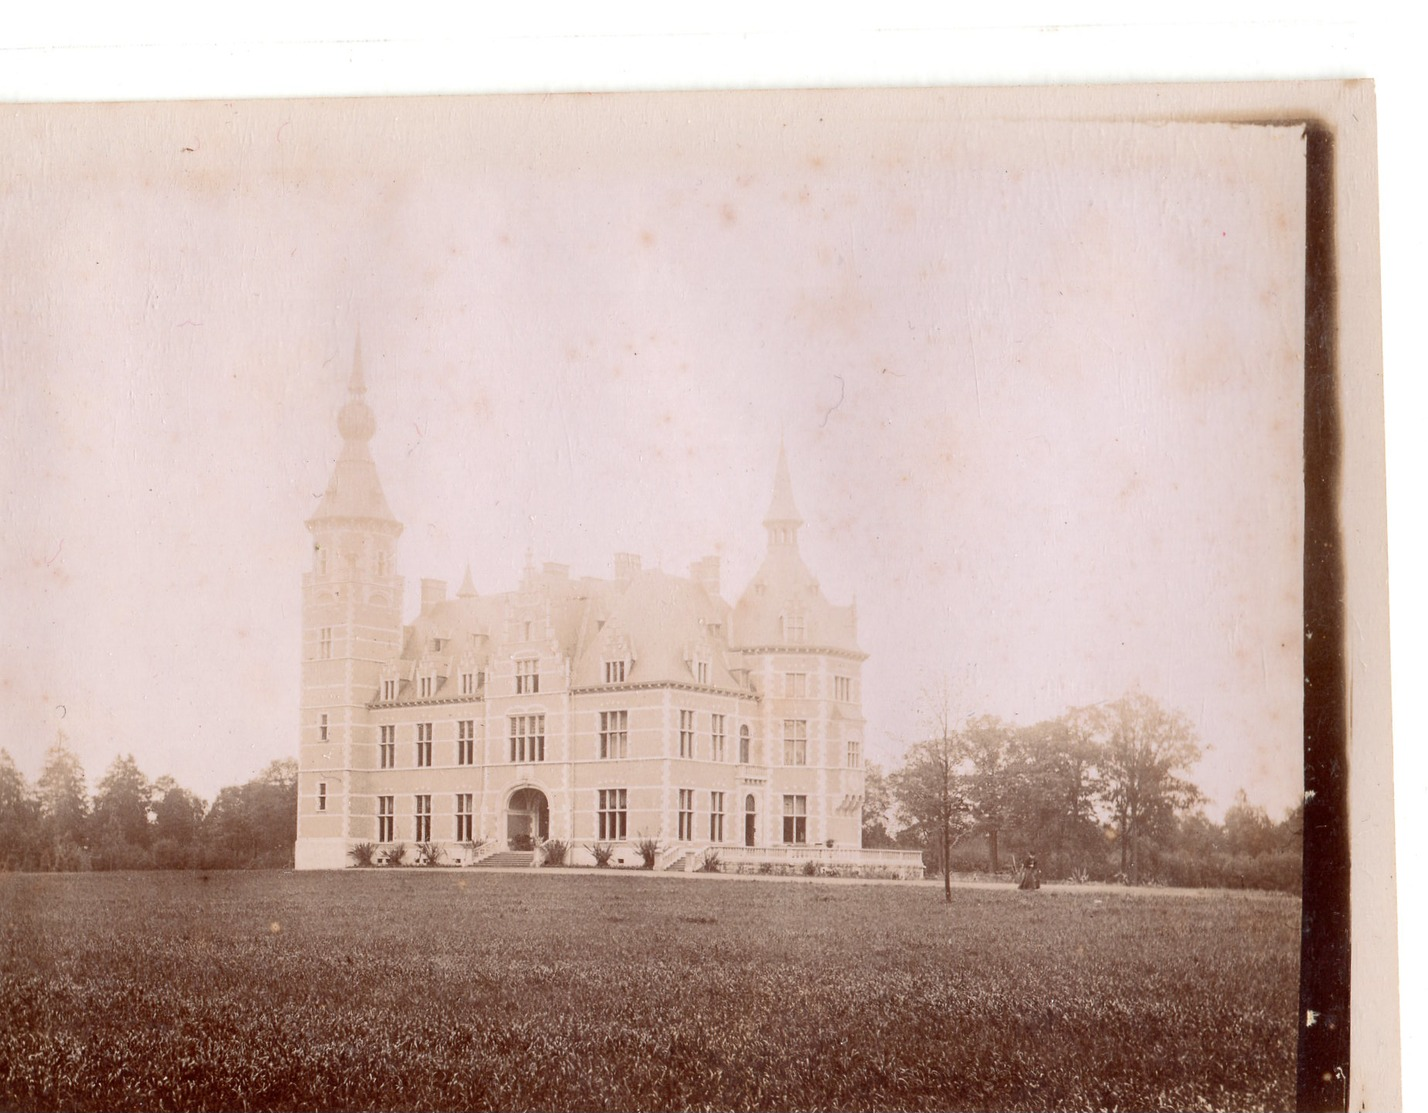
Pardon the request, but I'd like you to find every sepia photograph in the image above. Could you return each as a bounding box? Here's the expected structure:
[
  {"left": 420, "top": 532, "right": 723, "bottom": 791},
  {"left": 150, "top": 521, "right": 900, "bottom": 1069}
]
[{"left": 0, "top": 50, "right": 1394, "bottom": 1113}]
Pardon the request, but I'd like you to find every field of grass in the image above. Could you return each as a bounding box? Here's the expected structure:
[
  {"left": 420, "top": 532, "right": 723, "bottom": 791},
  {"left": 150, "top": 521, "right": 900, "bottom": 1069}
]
[{"left": 0, "top": 870, "right": 1299, "bottom": 1111}]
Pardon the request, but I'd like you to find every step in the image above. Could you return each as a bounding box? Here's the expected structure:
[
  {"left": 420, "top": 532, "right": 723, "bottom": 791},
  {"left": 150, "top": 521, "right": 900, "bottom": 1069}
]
[{"left": 474, "top": 851, "right": 536, "bottom": 868}]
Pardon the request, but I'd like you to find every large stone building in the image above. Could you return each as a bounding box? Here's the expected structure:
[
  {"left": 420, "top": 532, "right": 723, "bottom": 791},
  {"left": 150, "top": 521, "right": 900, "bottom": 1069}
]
[{"left": 294, "top": 347, "right": 877, "bottom": 870}]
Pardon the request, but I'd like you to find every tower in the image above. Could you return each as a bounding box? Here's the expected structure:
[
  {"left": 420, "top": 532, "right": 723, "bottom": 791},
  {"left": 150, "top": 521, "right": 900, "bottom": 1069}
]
[{"left": 295, "top": 337, "right": 405, "bottom": 869}]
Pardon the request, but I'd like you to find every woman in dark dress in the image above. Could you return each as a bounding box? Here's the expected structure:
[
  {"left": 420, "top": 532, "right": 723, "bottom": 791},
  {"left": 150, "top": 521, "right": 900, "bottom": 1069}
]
[{"left": 1018, "top": 852, "right": 1041, "bottom": 890}]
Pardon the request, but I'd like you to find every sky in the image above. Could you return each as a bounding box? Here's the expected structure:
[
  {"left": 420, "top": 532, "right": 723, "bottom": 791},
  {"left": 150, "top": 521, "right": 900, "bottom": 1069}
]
[{"left": 0, "top": 91, "right": 1306, "bottom": 821}]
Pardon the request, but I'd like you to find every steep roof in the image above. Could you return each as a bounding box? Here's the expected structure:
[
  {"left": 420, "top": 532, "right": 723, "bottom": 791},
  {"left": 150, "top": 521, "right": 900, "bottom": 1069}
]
[{"left": 308, "top": 338, "right": 398, "bottom": 526}]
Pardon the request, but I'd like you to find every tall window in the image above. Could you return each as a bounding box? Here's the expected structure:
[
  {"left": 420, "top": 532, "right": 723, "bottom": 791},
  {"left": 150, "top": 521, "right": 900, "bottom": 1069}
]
[
  {"left": 317, "top": 782, "right": 327, "bottom": 812},
  {"left": 781, "top": 614, "right": 805, "bottom": 642},
  {"left": 782, "top": 795, "right": 807, "bottom": 844},
  {"left": 834, "top": 675, "right": 852, "bottom": 702},
  {"left": 709, "top": 791, "right": 725, "bottom": 842},
  {"left": 455, "top": 793, "right": 473, "bottom": 841},
  {"left": 711, "top": 714, "right": 726, "bottom": 762},
  {"left": 784, "top": 672, "right": 807, "bottom": 698},
  {"left": 739, "top": 725, "right": 751, "bottom": 764},
  {"left": 419, "top": 676, "right": 433, "bottom": 699},
  {"left": 319, "top": 713, "right": 328, "bottom": 741},
  {"left": 509, "top": 715, "right": 546, "bottom": 762},
  {"left": 604, "top": 660, "right": 625, "bottom": 683},
  {"left": 847, "top": 738, "right": 862, "bottom": 768},
  {"left": 460, "top": 671, "right": 475, "bottom": 696},
  {"left": 380, "top": 725, "right": 395, "bottom": 769},
  {"left": 515, "top": 658, "right": 539, "bottom": 694},
  {"left": 319, "top": 627, "right": 333, "bottom": 659},
  {"left": 679, "top": 710, "right": 695, "bottom": 758},
  {"left": 375, "top": 551, "right": 389, "bottom": 576},
  {"left": 598, "top": 788, "right": 627, "bottom": 840},
  {"left": 600, "top": 710, "right": 628, "bottom": 759},
  {"left": 678, "top": 789, "right": 694, "bottom": 840},
  {"left": 415, "top": 723, "right": 433, "bottom": 767},
  {"left": 695, "top": 660, "right": 709, "bottom": 685},
  {"left": 377, "top": 795, "right": 394, "bottom": 842},
  {"left": 414, "top": 795, "right": 431, "bottom": 842},
  {"left": 783, "top": 720, "right": 808, "bottom": 766},
  {"left": 457, "top": 720, "right": 475, "bottom": 765},
  {"left": 381, "top": 679, "right": 396, "bottom": 702}
]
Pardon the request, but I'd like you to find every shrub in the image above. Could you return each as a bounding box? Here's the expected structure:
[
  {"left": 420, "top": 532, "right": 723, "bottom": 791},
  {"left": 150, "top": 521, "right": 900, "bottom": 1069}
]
[
  {"left": 635, "top": 836, "right": 660, "bottom": 870},
  {"left": 757, "top": 862, "right": 773, "bottom": 875},
  {"left": 587, "top": 842, "right": 615, "bottom": 868},
  {"left": 415, "top": 842, "right": 444, "bottom": 867},
  {"left": 511, "top": 833, "right": 534, "bottom": 852},
  {"left": 698, "top": 848, "right": 721, "bottom": 873},
  {"left": 801, "top": 859, "right": 819, "bottom": 877},
  {"left": 348, "top": 842, "right": 377, "bottom": 868},
  {"left": 541, "top": 839, "right": 569, "bottom": 867},
  {"left": 381, "top": 843, "right": 406, "bottom": 867}
]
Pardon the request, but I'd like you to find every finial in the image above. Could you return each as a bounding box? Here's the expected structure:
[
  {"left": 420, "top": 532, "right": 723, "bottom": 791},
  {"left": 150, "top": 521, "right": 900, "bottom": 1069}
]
[
  {"left": 348, "top": 328, "right": 367, "bottom": 397},
  {"left": 457, "top": 563, "right": 478, "bottom": 599},
  {"left": 763, "top": 441, "right": 803, "bottom": 529}
]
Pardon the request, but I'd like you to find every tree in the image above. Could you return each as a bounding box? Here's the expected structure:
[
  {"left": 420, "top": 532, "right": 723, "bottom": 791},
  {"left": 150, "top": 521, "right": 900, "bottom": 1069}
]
[
  {"left": 92, "top": 754, "right": 153, "bottom": 851},
  {"left": 200, "top": 759, "right": 298, "bottom": 868},
  {"left": 0, "top": 750, "right": 41, "bottom": 870},
  {"left": 1223, "top": 789, "right": 1277, "bottom": 857},
  {"left": 860, "top": 762, "right": 896, "bottom": 848},
  {"left": 37, "top": 735, "right": 89, "bottom": 865},
  {"left": 960, "top": 715, "right": 1016, "bottom": 872},
  {"left": 1095, "top": 692, "right": 1205, "bottom": 884},
  {"left": 1007, "top": 712, "right": 1104, "bottom": 870},
  {"left": 889, "top": 690, "right": 971, "bottom": 902}
]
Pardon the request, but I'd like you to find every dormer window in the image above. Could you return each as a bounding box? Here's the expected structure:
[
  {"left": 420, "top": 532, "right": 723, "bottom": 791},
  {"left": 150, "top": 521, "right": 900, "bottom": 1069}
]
[
  {"left": 460, "top": 671, "right": 476, "bottom": 696},
  {"left": 515, "top": 658, "right": 539, "bottom": 695},
  {"left": 604, "top": 660, "right": 626, "bottom": 684},
  {"left": 419, "top": 676, "right": 434, "bottom": 699},
  {"left": 781, "top": 614, "right": 805, "bottom": 642},
  {"left": 707, "top": 623, "right": 723, "bottom": 639},
  {"left": 381, "top": 678, "right": 396, "bottom": 702},
  {"left": 696, "top": 660, "right": 709, "bottom": 685}
]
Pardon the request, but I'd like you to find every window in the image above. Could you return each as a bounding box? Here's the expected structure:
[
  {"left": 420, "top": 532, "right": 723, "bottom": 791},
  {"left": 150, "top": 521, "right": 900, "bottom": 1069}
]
[
  {"left": 317, "top": 782, "right": 327, "bottom": 811},
  {"left": 783, "top": 720, "right": 808, "bottom": 766},
  {"left": 319, "top": 627, "right": 333, "bottom": 659},
  {"left": 784, "top": 672, "right": 807, "bottom": 698},
  {"left": 598, "top": 788, "right": 627, "bottom": 840},
  {"left": 711, "top": 714, "right": 725, "bottom": 762},
  {"left": 515, "top": 658, "right": 539, "bottom": 694},
  {"left": 414, "top": 795, "right": 431, "bottom": 842},
  {"left": 847, "top": 738, "right": 862, "bottom": 768},
  {"left": 455, "top": 793, "right": 473, "bottom": 841},
  {"left": 375, "top": 551, "right": 389, "bottom": 576},
  {"left": 319, "top": 713, "right": 328, "bottom": 741},
  {"left": 783, "top": 795, "right": 808, "bottom": 844},
  {"left": 381, "top": 679, "right": 396, "bottom": 702},
  {"left": 695, "top": 660, "right": 709, "bottom": 685},
  {"left": 707, "top": 623, "right": 723, "bottom": 639},
  {"left": 781, "top": 614, "right": 805, "bottom": 642},
  {"left": 739, "top": 725, "right": 751, "bottom": 764},
  {"left": 317, "top": 548, "right": 328, "bottom": 575},
  {"left": 678, "top": 789, "right": 694, "bottom": 841},
  {"left": 604, "top": 660, "right": 625, "bottom": 684},
  {"left": 460, "top": 671, "right": 475, "bottom": 696},
  {"left": 419, "top": 676, "right": 434, "bottom": 699},
  {"left": 509, "top": 715, "right": 546, "bottom": 763},
  {"left": 377, "top": 795, "right": 394, "bottom": 842},
  {"left": 458, "top": 720, "right": 475, "bottom": 765},
  {"left": 679, "top": 710, "right": 695, "bottom": 758},
  {"left": 416, "top": 723, "right": 433, "bottom": 767},
  {"left": 600, "top": 710, "right": 628, "bottom": 759},
  {"left": 380, "top": 725, "right": 396, "bottom": 769},
  {"left": 709, "top": 791, "right": 725, "bottom": 842}
]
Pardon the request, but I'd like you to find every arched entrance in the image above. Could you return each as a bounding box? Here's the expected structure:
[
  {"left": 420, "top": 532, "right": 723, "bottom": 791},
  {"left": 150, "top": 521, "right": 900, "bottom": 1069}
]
[
  {"left": 744, "top": 794, "right": 757, "bottom": 847},
  {"left": 507, "top": 787, "right": 549, "bottom": 850}
]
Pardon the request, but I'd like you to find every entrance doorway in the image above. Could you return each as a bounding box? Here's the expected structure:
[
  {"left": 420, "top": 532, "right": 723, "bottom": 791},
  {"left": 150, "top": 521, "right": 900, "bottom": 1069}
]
[
  {"left": 507, "top": 787, "right": 550, "bottom": 849},
  {"left": 744, "top": 794, "right": 756, "bottom": 847}
]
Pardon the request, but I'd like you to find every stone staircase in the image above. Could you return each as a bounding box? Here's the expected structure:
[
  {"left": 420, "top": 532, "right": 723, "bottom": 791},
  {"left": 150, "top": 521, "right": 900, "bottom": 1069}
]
[{"left": 475, "top": 850, "right": 536, "bottom": 868}]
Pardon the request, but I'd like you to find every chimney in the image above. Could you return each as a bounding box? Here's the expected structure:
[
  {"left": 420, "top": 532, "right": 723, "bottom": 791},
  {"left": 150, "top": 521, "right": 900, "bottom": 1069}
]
[
  {"left": 614, "top": 553, "right": 642, "bottom": 581},
  {"left": 690, "top": 555, "right": 721, "bottom": 599},
  {"left": 420, "top": 578, "right": 447, "bottom": 612}
]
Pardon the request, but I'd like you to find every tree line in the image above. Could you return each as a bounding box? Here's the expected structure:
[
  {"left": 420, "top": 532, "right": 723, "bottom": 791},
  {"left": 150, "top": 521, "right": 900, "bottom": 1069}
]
[
  {"left": 0, "top": 737, "right": 296, "bottom": 871},
  {"left": 863, "top": 691, "right": 1302, "bottom": 893}
]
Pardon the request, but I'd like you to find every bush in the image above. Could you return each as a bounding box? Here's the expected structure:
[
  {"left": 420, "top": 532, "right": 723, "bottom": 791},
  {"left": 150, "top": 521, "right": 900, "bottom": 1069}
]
[
  {"left": 587, "top": 842, "right": 614, "bottom": 868},
  {"left": 698, "top": 848, "right": 721, "bottom": 873},
  {"left": 348, "top": 841, "right": 377, "bottom": 868},
  {"left": 801, "top": 859, "right": 819, "bottom": 877},
  {"left": 415, "top": 842, "right": 444, "bottom": 867},
  {"left": 635, "top": 836, "right": 660, "bottom": 870},
  {"left": 381, "top": 843, "right": 406, "bottom": 867},
  {"left": 511, "top": 833, "right": 534, "bottom": 852},
  {"left": 541, "top": 839, "right": 569, "bottom": 867}
]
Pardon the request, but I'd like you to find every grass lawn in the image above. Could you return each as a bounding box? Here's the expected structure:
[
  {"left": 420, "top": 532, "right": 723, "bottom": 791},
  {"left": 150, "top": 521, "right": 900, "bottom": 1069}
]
[{"left": 0, "top": 869, "right": 1299, "bottom": 1111}]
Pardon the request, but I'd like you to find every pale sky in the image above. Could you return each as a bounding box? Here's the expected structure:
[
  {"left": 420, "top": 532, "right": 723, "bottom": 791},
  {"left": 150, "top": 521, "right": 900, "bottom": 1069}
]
[{"left": 0, "top": 93, "right": 1305, "bottom": 820}]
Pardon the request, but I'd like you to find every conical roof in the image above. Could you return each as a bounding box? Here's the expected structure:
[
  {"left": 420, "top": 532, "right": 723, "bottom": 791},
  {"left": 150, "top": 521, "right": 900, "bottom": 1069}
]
[
  {"left": 308, "top": 338, "right": 398, "bottom": 526},
  {"left": 763, "top": 442, "right": 803, "bottom": 526}
]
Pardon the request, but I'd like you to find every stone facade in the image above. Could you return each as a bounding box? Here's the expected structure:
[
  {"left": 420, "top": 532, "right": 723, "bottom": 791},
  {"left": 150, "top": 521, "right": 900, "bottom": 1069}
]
[{"left": 295, "top": 344, "right": 870, "bottom": 870}]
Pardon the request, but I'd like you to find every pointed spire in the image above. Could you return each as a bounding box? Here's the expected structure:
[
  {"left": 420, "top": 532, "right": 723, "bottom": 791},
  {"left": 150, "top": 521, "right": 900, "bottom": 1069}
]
[
  {"left": 457, "top": 563, "right": 477, "bottom": 599},
  {"left": 763, "top": 441, "right": 803, "bottom": 530},
  {"left": 348, "top": 327, "right": 367, "bottom": 397}
]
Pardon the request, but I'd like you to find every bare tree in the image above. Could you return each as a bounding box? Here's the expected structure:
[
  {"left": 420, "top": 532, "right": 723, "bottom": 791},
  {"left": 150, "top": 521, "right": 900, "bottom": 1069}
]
[{"left": 889, "top": 686, "right": 970, "bottom": 902}]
